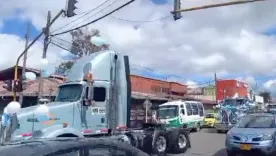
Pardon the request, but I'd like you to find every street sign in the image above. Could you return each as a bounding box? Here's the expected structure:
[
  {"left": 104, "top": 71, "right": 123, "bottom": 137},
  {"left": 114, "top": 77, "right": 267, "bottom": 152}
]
[{"left": 143, "top": 99, "right": 152, "bottom": 110}]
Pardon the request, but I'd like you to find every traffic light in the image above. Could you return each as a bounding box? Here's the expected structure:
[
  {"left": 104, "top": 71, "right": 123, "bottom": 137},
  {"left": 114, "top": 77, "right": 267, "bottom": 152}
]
[
  {"left": 13, "top": 79, "right": 23, "bottom": 92},
  {"left": 66, "top": 0, "right": 78, "bottom": 17},
  {"left": 2, "top": 80, "right": 13, "bottom": 91}
]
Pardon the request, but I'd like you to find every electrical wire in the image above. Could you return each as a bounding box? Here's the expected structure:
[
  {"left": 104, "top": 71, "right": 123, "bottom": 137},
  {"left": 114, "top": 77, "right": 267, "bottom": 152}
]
[
  {"left": 51, "top": 0, "right": 112, "bottom": 33},
  {"left": 50, "top": 0, "right": 135, "bottom": 37},
  {"left": 61, "top": 0, "right": 117, "bottom": 33},
  {"left": 109, "top": 15, "right": 171, "bottom": 23}
]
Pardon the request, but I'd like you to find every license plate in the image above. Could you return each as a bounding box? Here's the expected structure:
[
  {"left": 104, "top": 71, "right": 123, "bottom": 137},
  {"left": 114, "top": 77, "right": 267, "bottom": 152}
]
[{"left": 240, "top": 144, "right": 251, "bottom": 150}]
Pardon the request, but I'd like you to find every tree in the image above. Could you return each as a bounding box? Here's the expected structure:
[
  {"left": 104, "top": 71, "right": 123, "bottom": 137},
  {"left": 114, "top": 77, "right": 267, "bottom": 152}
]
[
  {"left": 70, "top": 28, "right": 109, "bottom": 57},
  {"left": 259, "top": 91, "right": 271, "bottom": 103},
  {"left": 55, "top": 61, "right": 74, "bottom": 76},
  {"left": 55, "top": 27, "right": 109, "bottom": 75}
]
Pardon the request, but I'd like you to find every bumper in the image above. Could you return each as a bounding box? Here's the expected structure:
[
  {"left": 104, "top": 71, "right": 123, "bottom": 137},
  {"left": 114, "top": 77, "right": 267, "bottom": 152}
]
[
  {"left": 226, "top": 138, "right": 276, "bottom": 155},
  {"left": 202, "top": 123, "right": 215, "bottom": 128},
  {"left": 215, "top": 123, "right": 233, "bottom": 131}
]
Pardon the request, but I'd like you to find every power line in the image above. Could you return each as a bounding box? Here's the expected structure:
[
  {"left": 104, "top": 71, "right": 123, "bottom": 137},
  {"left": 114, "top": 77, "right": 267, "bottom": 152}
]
[
  {"left": 50, "top": 0, "right": 135, "bottom": 37},
  {"left": 54, "top": 0, "right": 117, "bottom": 34},
  {"left": 51, "top": 41, "right": 72, "bottom": 52},
  {"left": 109, "top": 15, "right": 171, "bottom": 23},
  {"left": 51, "top": 0, "right": 112, "bottom": 33}
]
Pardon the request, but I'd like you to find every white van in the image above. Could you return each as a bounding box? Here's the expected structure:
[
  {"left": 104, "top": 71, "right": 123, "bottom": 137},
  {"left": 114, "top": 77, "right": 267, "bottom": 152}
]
[{"left": 156, "top": 100, "right": 205, "bottom": 131}]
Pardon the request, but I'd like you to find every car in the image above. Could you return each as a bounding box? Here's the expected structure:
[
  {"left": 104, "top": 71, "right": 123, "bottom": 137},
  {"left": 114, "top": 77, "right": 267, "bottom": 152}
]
[
  {"left": 202, "top": 113, "right": 216, "bottom": 128},
  {"left": 226, "top": 113, "right": 276, "bottom": 156},
  {"left": 0, "top": 137, "right": 150, "bottom": 156}
]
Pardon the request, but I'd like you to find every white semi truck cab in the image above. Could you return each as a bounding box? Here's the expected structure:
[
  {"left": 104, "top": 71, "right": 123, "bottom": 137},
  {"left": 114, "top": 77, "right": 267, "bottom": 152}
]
[{"left": 0, "top": 50, "right": 191, "bottom": 155}]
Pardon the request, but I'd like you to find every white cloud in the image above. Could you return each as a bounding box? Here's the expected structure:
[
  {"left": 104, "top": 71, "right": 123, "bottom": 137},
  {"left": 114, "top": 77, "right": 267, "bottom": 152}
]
[
  {"left": 0, "top": 0, "right": 276, "bottom": 79},
  {"left": 186, "top": 80, "right": 198, "bottom": 88},
  {"left": 0, "top": 34, "right": 62, "bottom": 73}
]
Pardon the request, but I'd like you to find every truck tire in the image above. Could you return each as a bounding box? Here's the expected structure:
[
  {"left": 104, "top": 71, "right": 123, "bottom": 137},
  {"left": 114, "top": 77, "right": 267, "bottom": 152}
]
[
  {"left": 152, "top": 131, "right": 168, "bottom": 156},
  {"left": 195, "top": 123, "right": 201, "bottom": 132},
  {"left": 171, "top": 129, "right": 190, "bottom": 154}
]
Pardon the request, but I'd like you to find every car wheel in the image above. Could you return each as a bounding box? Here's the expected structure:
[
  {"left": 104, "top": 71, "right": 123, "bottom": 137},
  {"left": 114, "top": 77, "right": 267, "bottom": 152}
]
[
  {"left": 172, "top": 129, "right": 190, "bottom": 154},
  {"left": 216, "top": 129, "right": 222, "bottom": 133},
  {"left": 152, "top": 131, "right": 168, "bottom": 156},
  {"left": 227, "top": 150, "right": 236, "bottom": 156}
]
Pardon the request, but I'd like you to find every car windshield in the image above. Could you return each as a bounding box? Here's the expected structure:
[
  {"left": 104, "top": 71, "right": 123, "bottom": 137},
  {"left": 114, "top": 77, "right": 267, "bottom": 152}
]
[
  {"left": 157, "top": 105, "right": 178, "bottom": 119},
  {"left": 268, "top": 105, "right": 276, "bottom": 111},
  {"left": 205, "top": 114, "right": 215, "bottom": 118},
  {"left": 55, "top": 84, "right": 83, "bottom": 102},
  {"left": 237, "top": 115, "right": 276, "bottom": 128},
  {"left": 222, "top": 99, "right": 244, "bottom": 106}
]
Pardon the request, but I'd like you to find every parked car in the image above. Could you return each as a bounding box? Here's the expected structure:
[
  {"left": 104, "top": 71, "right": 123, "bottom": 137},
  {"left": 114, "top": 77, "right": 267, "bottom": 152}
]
[
  {"left": 202, "top": 113, "right": 216, "bottom": 128},
  {"left": 226, "top": 113, "right": 276, "bottom": 156}
]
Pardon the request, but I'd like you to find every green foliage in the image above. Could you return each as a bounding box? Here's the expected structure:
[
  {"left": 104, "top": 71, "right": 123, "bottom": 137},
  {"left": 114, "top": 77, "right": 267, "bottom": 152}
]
[
  {"left": 70, "top": 28, "right": 109, "bottom": 57},
  {"left": 55, "top": 27, "right": 109, "bottom": 75},
  {"left": 55, "top": 61, "right": 74, "bottom": 76},
  {"left": 259, "top": 91, "right": 271, "bottom": 103}
]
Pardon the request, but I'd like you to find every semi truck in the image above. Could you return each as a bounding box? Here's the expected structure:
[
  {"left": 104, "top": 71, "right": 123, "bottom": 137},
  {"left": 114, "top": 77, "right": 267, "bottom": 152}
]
[
  {"left": 0, "top": 50, "right": 191, "bottom": 155},
  {"left": 214, "top": 97, "right": 256, "bottom": 133}
]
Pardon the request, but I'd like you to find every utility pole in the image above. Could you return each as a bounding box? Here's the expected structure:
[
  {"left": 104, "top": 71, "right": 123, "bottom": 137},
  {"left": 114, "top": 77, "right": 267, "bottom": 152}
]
[
  {"left": 214, "top": 73, "right": 217, "bottom": 104},
  {"left": 18, "top": 23, "right": 30, "bottom": 105},
  {"left": 172, "top": 0, "right": 181, "bottom": 20},
  {"left": 38, "top": 11, "right": 51, "bottom": 101}
]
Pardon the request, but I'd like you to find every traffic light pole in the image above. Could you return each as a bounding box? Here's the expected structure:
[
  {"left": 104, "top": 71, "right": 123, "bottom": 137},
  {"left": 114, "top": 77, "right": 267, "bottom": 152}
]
[
  {"left": 171, "top": 0, "right": 266, "bottom": 19},
  {"left": 18, "top": 23, "right": 30, "bottom": 105},
  {"left": 13, "top": 10, "right": 65, "bottom": 101}
]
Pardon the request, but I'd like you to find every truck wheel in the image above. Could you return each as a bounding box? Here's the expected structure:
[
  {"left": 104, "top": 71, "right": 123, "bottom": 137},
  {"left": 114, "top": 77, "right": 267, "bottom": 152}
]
[
  {"left": 172, "top": 129, "right": 190, "bottom": 154},
  {"left": 152, "top": 131, "right": 168, "bottom": 156},
  {"left": 216, "top": 129, "right": 222, "bottom": 133}
]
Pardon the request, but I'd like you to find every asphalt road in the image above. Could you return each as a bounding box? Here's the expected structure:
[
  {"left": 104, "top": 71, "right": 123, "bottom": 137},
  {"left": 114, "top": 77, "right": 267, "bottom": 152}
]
[{"left": 170, "top": 128, "right": 227, "bottom": 156}]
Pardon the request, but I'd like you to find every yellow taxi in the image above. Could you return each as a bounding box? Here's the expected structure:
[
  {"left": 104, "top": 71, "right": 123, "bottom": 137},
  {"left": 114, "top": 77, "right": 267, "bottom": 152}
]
[{"left": 203, "top": 113, "right": 216, "bottom": 128}]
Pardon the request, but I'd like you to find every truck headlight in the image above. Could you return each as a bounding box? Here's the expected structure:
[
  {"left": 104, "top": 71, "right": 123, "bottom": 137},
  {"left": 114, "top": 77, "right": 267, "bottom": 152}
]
[{"left": 261, "top": 135, "right": 273, "bottom": 141}]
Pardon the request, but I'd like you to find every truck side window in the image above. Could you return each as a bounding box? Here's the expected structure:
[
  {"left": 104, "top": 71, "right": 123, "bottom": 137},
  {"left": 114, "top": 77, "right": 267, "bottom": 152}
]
[{"left": 93, "top": 87, "right": 106, "bottom": 102}]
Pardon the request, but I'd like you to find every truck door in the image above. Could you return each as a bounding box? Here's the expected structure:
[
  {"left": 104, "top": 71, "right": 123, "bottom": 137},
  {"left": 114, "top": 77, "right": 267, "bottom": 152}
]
[{"left": 89, "top": 84, "right": 109, "bottom": 131}]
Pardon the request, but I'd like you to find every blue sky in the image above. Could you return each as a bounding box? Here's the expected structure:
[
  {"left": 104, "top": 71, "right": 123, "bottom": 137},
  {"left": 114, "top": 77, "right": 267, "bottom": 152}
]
[{"left": 1, "top": 0, "right": 276, "bottom": 85}]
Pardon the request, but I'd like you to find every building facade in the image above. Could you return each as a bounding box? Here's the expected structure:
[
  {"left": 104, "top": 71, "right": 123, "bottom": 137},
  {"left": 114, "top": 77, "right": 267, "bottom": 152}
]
[
  {"left": 203, "top": 85, "right": 216, "bottom": 96},
  {"left": 130, "top": 75, "right": 187, "bottom": 96},
  {"left": 216, "top": 79, "right": 248, "bottom": 101}
]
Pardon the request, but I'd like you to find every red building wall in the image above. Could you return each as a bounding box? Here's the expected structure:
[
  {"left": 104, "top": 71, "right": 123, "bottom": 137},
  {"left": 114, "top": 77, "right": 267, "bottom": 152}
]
[
  {"left": 130, "top": 75, "right": 187, "bottom": 95},
  {"left": 216, "top": 79, "right": 248, "bottom": 101}
]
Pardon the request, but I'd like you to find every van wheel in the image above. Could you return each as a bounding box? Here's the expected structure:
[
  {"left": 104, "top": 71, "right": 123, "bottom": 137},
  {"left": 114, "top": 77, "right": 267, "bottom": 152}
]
[{"left": 195, "top": 123, "right": 201, "bottom": 132}]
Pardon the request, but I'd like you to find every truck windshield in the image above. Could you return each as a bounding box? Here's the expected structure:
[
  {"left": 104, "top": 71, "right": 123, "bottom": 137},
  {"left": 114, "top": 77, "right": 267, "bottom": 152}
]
[
  {"left": 237, "top": 115, "right": 276, "bottom": 128},
  {"left": 205, "top": 114, "right": 215, "bottom": 118},
  {"left": 157, "top": 106, "right": 178, "bottom": 119},
  {"left": 222, "top": 99, "right": 244, "bottom": 106},
  {"left": 268, "top": 105, "right": 276, "bottom": 111},
  {"left": 55, "top": 84, "right": 83, "bottom": 102}
]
